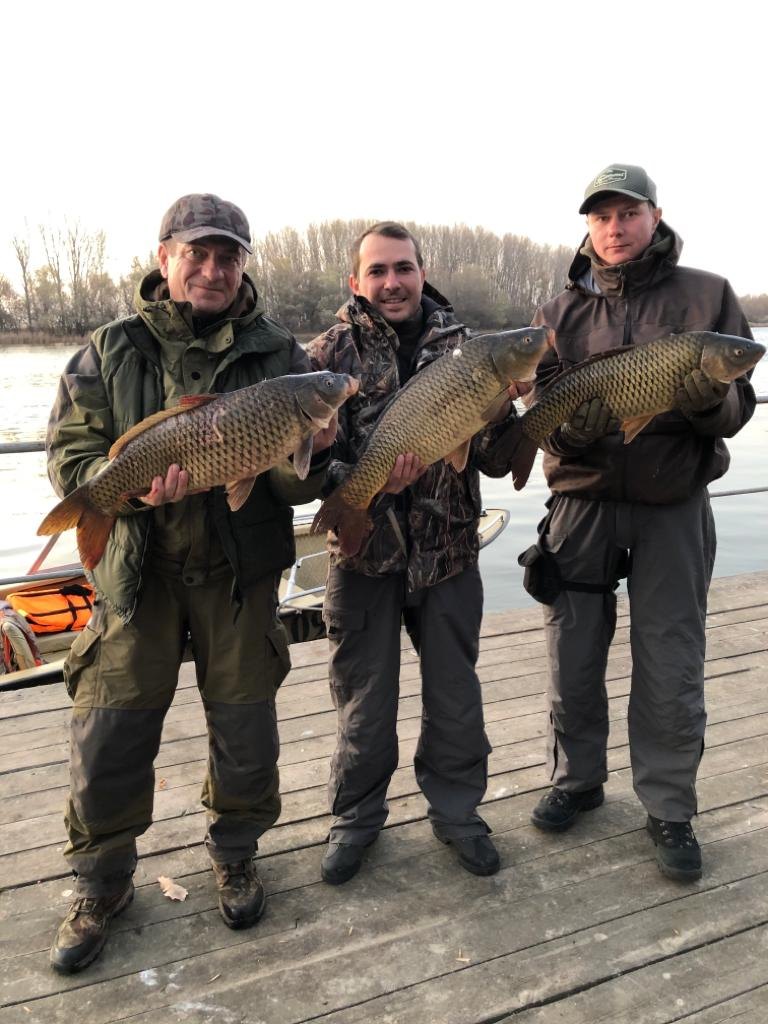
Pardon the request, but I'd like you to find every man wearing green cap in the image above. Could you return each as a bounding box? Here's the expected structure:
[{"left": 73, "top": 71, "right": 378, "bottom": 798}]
[
  {"left": 512, "top": 164, "right": 756, "bottom": 880},
  {"left": 45, "top": 194, "right": 336, "bottom": 972}
]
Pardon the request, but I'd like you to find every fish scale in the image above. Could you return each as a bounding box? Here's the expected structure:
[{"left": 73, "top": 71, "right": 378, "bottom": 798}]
[
  {"left": 38, "top": 371, "right": 358, "bottom": 570},
  {"left": 88, "top": 379, "right": 312, "bottom": 511},
  {"left": 507, "top": 329, "right": 765, "bottom": 491},
  {"left": 523, "top": 333, "right": 715, "bottom": 440},
  {"left": 340, "top": 341, "right": 526, "bottom": 507},
  {"left": 311, "top": 326, "right": 554, "bottom": 556}
]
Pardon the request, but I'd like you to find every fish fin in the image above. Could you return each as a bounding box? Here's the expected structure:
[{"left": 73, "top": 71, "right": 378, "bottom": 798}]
[
  {"left": 37, "top": 486, "right": 115, "bottom": 569},
  {"left": 37, "top": 486, "right": 90, "bottom": 536},
  {"left": 311, "top": 491, "right": 371, "bottom": 558},
  {"left": 508, "top": 434, "right": 539, "bottom": 491},
  {"left": 108, "top": 405, "right": 197, "bottom": 459},
  {"left": 444, "top": 439, "right": 472, "bottom": 473},
  {"left": 292, "top": 435, "right": 314, "bottom": 480},
  {"left": 480, "top": 393, "right": 510, "bottom": 422},
  {"left": 621, "top": 415, "right": 654, "bottom": 443},
  {"left": 178, "top": 394, "right": 218, "bottom": 408},
  {"left": 77, "top": 512, "right": 116, "bottom": 570},
  {"left": 225, "top": 477, "right": 257, "bottom": 512}
]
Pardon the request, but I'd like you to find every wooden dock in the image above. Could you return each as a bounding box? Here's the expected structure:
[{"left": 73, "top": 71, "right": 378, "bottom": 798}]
[{"left": 1, "top": 571, "right": 767, "bottom": 1023}]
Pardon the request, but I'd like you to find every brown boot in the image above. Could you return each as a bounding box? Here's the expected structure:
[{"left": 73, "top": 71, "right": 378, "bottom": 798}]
[
  {"left": 50, "top": 880, "right": 134, "bottom": 974},
  {"left": 211, "top": 858, "right": 265, "bottom": 929}
]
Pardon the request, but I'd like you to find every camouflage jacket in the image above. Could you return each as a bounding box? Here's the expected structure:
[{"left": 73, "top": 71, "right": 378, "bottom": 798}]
[{"left": 307, "top": 285, "right": 517, "bottom": 590}]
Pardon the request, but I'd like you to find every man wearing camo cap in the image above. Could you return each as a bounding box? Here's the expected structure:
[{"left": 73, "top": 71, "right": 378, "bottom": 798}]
[{"left": 46, "top": 194, "right": 336, "bottom": 972}]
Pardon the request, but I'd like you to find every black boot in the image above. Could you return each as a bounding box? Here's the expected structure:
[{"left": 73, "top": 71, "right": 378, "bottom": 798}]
[
  {"left": 646, "top": 816, "right": 702, "bottom": 881},
  {"left": 433, "top": 830, "right": 501, "bottom": 876},
  {"left": 50, "top": 879, "right": 134, "bottom": 974},
  {"left": 211, "top": 858, "right": 266, "bottom": 929},
  {"left": 530, "top": 785, "right": 604, "bottom": 832},
  {"left": 321, "top": 842, "right": 371, "bottom": 885}
]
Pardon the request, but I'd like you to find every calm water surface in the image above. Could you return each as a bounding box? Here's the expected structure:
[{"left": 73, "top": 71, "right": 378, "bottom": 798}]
[{"left": 1, "top": 331, "right": 766, "bottom": 611}]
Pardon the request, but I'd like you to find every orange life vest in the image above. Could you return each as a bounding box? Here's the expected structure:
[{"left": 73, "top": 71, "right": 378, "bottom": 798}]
[{"left": 6, "top": 579, "right": 95, "bottom": 634}]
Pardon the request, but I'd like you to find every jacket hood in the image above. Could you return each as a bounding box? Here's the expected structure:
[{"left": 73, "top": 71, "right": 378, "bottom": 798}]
[
  {"left": 135, "top": 269, "right": 265, "bottom": 341},
  {"left": 567, "top": 219, "right": 683, "bottom": 297}
]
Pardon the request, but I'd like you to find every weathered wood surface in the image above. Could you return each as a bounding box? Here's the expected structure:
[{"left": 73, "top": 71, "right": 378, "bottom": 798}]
[{"left": 1, "top": 571, "right": 766, "bottom": 1023}]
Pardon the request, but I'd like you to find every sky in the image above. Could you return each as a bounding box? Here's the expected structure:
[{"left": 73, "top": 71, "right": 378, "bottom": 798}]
[{"left": 3, "top": 0, "right": 766, "bottom": 296}]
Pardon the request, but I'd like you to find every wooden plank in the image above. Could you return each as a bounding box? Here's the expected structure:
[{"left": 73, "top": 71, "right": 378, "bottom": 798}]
[
  {"left": 3, "top": 817, "right": 767, "bottom": 1021},
  {"left": 1, "top": 571, "right": 767, "bottom": 1023}
]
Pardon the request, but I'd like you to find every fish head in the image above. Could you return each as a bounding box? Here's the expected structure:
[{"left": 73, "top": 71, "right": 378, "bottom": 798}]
[
  {"left": 699, "top": 333, "right": 766, "bottom": 382},
  {"left": 293, "top": 371, "right": 359, "bottom": 428},
  {"left": 485, "top": 325, "right": 555, "bottom": 384}
]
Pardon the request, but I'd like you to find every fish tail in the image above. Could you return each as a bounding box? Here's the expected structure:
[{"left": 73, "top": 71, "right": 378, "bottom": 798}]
[
  {"left": 37, "top": 486, "right": 115, "bottom": 570},
  {"left": 509, "top": 434, "right": 539, "bottom": 491},
  {"left": 311, "top": 492, "right": 371, "bottom": 558}
]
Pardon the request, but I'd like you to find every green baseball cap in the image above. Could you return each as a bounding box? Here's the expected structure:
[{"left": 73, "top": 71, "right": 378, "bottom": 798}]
[
  {"left": 159, "top": 193, "right": 253, "bottom": 254},
  {"left": 579, "top": 164, "right": 657, "bottom": 214}
]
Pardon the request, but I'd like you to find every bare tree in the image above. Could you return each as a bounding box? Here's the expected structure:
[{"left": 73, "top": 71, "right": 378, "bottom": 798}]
[
  {"left": 11, "top": 234, "right": 33, "bottom": 330},
  {"left": 39, "top": 226, "right": 69, "bottom": 332}
]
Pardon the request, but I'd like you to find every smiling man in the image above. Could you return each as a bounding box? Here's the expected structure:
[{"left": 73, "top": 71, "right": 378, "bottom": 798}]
[
  {"left": 45, "top": 193, "right": 336, "bottom": 973},
  {"left": 307, "top": 222, "right": 531, "bottom": 886},
  {"left": 512, "top": 164, "right": 757, "bottom": 882}
]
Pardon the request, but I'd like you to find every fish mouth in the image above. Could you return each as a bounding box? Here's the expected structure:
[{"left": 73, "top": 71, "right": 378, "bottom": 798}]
[{"left": 345, "top": 377, "right": 361, "bottom": 396}]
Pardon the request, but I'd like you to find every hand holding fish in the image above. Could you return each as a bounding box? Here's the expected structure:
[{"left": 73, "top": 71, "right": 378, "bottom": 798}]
[
  {"left": 380, "top": 453, "right": 427, "bottom": 495},
  {"left": 312, "top": 413, "right": 339, "bottom": 453},
  {"left": 488, "top": 380, "right": 536, "bottom": 424},
  {"left": 675, "top": 370, "right": 730, "bottom": 418},
  {"left": 560, "top": 397, "right": 620, "bottom": 445},
  {"left": 139, "top": 464, "right": 192, "bottom": 507}
]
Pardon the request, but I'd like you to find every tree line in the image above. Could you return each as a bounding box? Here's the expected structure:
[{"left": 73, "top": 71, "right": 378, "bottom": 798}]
[{"left": 1, "top": 220, "right": 766, "bottom": 339}]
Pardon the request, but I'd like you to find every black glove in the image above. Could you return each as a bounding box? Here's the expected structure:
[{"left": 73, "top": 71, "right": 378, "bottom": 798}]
[
  {"left": 561, "top": 397, "right": 620, "bottom": 445},
  {"left": 676, "top": 370, "right": 729, "bottom": 418}
]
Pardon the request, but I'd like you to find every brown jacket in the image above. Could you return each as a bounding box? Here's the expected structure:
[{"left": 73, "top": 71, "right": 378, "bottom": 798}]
[
  {"left": 530, "top": 222, "right": 756, "bottom": 503},
  {"left": 307, "top": 285, "right": 516, "bottom": 591}
]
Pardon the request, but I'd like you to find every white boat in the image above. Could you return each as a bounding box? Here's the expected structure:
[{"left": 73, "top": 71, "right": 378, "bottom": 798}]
[{"left": 0, "top": 509, "right": 510, "bottom": 688}]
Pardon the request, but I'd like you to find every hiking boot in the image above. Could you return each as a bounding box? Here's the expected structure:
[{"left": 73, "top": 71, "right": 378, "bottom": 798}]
[
  {"left": 433, "top": 829, "right": 501, "bottom": 876},
  {"left": 211, "top": 858, "right": 266, "bottom": 929},
  {"left": 646, "top": 815, "right": 702, "bottom": 882},
  {"left": 50, "top": 879, "right": 134, "bottom": 974},
  {"left": 530, "top": 785, "right": 604, "bottom": 832},
  {"left": 321, "top": 842, "right": 369, "bottom": 886}
]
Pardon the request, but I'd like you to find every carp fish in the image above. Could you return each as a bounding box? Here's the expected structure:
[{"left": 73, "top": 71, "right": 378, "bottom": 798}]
[
  {"left": 509, "top": 330, "right": 765, "bottom": 490},
  {"left": 311, "top": 326, "right": 554, "bottom": 557},
  {"left": 38, "top": 371, "right": 359, "bottom": 570}
]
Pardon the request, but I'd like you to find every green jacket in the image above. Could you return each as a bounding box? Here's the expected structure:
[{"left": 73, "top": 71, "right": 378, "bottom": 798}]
[{"left": 46, "top": 272, "right": 327, "bottom": 621}]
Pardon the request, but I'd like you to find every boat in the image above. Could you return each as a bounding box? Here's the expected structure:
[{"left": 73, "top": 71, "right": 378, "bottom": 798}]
[{"left": 0, "top": 508, "right": 510, "bottom": 689}]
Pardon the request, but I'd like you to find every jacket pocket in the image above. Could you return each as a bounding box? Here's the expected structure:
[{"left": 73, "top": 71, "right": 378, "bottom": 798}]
[
  {"left": 266, "top": 624, "right": 291, "bottom": 690},
  {"left": 63, "top": 625, "right": 101, "bottom": 703},
  {"left": 322, "top": 607, "right": 366, "bottom": 638}
]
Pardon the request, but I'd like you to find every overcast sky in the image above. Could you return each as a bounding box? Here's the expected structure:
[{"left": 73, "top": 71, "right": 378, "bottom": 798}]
[{"left": 3, "top": 0, "right": 765, "bottom": 296}]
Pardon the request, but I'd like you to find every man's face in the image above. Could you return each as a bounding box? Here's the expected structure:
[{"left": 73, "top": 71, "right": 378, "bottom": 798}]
[
  {"left": 158, "top": 236, "right": 245, "bottom": 315},
  {"left": 350, "top": 233, "right": 426, "bottom": 323},
  {"left": 586, "top": 196, "right": 662, "bottom": 265}
]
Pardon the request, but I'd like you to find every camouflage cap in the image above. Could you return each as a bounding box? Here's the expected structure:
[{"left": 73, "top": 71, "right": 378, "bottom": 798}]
[
  {"left": 579, "top": 164, "right": 657, "bottom": 215},
  {"left": 159, "top": 193, "right": 253, "bottom": 254}
]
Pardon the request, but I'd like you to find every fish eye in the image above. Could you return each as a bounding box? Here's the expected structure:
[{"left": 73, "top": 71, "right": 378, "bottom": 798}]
[{"left": 733, "top": 347, "right": 743, "bottom": 357}]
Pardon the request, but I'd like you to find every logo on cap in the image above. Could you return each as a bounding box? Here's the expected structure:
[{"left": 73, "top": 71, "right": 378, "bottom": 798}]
[{"left": 593, "top": 169, "right": 628, "bottom": 188}]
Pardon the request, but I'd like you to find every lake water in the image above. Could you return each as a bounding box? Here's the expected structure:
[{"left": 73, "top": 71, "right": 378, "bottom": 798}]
[{"left": 1, "top": 330, "right": 766, "bottom": 611}]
